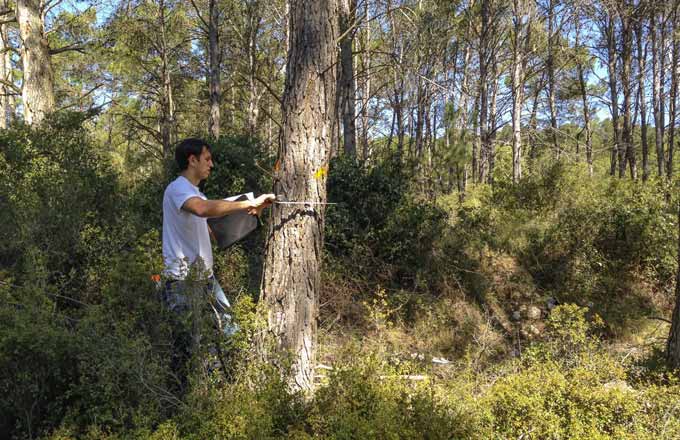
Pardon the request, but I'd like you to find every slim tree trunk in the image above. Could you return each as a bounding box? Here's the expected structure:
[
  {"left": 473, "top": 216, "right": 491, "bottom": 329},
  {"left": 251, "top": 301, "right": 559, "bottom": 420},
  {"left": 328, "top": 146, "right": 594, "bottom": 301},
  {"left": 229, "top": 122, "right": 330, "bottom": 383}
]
[
  {"left": 547, "top": 0, "right": 559, "bottom": 158},
  {"left": 670, "top": 12, "right": 678, "bottom": 179},
  {"left": 0, "top": 0, "right": 10, "bottom": 129},
  {"left": 16, "top": 0, "right": 55, "bottom": 125},
  {"left": 338, "top": 0, "right": 356, "bottom": 157},
  {"left": 667, "top": 200, "right": 680, "bottom": 367},
  {"left": 636, "top": 19, "right": 649, "bottom": 180},
  {"left": 606, "top": 13, "right": 621, "bottom": 176},
  {"left": 208, "top": 0, "right": 221, "bottom": 139},
  {"left": 247, "top": 5, "right": 262, "bottom": 137},
  {"left": 159, "top": 0, "right": 175, "bottom": 155},
  {"left": 260, "top": 0, "right": 337, "bottom": 392},
  {"left": 528, "top": 75, "right": 543, "bottom": 167},
  {"left": 652, "top": 9, "right": 665, "bottom": 176},
  {"left": 478, "top": 0, "right": 490, "bottom": 183},
  {"left": 576, "top": 14, "right": 593, "bottom": 176},
  {"left": 488, "top": 61, "right": 498, "bottom": 185},
  {"left": 360, "top": 0, "right": 371, "bottom": 161},
  {"left": 621, "top": 8, "right": 636, "bottom": 179},
  {"left": 511, "top": 0, "right": 530, "bottom": 183}
]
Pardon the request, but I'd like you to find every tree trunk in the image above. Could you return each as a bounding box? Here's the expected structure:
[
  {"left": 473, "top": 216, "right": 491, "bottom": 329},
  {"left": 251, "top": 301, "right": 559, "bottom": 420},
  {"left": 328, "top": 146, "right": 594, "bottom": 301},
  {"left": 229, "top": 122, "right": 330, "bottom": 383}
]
[
  {"left": 669, "top": 9, "right": 679, "bottom": 178},
  {"left": 338, "top": 0, "right": 356, "bottom": 157},
  {"left": 635, "top": 18, "right": 649, "bottom": 181},
  {"left": 652, "top": 9, "right": 665, "bottom": 176},
  {"left": 620, "top": 9, "right": 636, "bottom": 179},
  {"left": 576, "top": 14, "right": 593, "bottom": 176},
  {"left": 16, "top": 0, "right": 55, "bottom": 125},
  {"left": 606, "top": 13, "right": 621, "bottom": 176},
  {"left": 360, "top": 0, "right": 370, "bottom": 161},
  {"left": 247, "top": 6, "right": 262, "bottom": 137},
  {"left": 488, "top": 61, "right": 498, "bottom": 185},
  {"left": 547, "top": 0, "right": 559, "bottom": 158},
  {"left": 159, "top": 0, "right": 176, "bottom": 155},
  {"left": 528, "top": 75, "right": 543, "bottom": 167},
  {"left": 478, "top": 0, "right": 490, "bottom": 183},
  {"left": 0, "top": 0, "right": 11, "bottom": 129},
  {"left": 260, "top": 0, "right": 337, "bottom": 392},
  {"left": 667, "top": 200, "right": 680, "bottom": 367},
  {"left": 208, "top": 0, "right": 221, "bottom": 139},
  {"left": 511, "top": 0, "right": 529, "bottom": 183}
]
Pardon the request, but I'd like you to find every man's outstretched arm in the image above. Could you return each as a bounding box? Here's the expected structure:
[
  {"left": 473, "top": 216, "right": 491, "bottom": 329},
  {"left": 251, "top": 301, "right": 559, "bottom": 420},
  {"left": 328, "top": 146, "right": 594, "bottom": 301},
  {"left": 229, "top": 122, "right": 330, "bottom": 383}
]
[{"left": 182, "top": 194, "right": 275, "bottom": 218}]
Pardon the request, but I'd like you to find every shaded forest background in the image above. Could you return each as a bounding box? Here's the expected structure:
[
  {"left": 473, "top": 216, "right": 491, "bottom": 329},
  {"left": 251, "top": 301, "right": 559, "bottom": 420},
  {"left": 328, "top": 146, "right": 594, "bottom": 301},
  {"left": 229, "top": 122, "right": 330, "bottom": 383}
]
[{"left": 3, "top": 0, "right": 680, "bottom": 439}]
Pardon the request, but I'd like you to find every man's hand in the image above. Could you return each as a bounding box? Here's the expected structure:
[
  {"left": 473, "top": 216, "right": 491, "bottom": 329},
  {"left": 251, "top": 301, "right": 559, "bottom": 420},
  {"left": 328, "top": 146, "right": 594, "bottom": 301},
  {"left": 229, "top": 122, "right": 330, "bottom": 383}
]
[{"left": 247, "top": 193, "right": 276, "bottom": 216}]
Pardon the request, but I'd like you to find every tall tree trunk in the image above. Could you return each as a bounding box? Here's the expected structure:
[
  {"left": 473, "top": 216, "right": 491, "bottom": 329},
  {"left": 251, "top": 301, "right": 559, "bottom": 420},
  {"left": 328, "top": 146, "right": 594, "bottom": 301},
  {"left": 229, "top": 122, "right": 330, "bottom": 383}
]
[
  {"left": 247, "top": 5, "right": 262, "bottom": 137},
  {"left": 576, "top": 14, "right": 593, "bottom": 176},
  {"left": 511, "top": 0, "right": 530, "bottom": 183},
  {"left": 670, "top": 8, "right": 679, "bottom": 178},
  {"left": 652, "top": 8, "right": 665, "bottom": 176},
  {"left": 636, "top": 18, "right": 649, "bottom": 180},
  {"left": 547, "top": 0, "right": 559, "bottom": 158},
  {"left": 528, "top": 75, "right": 543, "bottom": 168},
  {"left": 360, "top": 0, "right": 371, "bottom": 161},
  {"left": 159, "top": 0, "right": 176, "bottom": 155},
  {"left": 260, "top": 0, "right": 338, "bottom": 392},
  {"left": 207, "top": 0, "right": 221, "bottom": 139},
  {"left": 606, "top": 13, "right": 621, "bottom": 176},
  {"left": 488, "top": 61, "right": 498, "bottom": 185},
  {"left": 16, "top": 0, "right": 55, "bottom": 125},
  {"left": 667, "top": 200, "right": 680, "bottom": 367},
  {"left": 0, "top": 0, "right": 11, "bottom": 129},
  {"left": 620, "top": 8, "right": 636, "bottom": 179},
  {"left": 472, "top": 91, "right": 480, "bottom": 183},
  {"left": 478, "top": 0, "right": 490, "bottom": 183},
  {"left": 338, "top": 0, "right": 356, "bottom": 157}
]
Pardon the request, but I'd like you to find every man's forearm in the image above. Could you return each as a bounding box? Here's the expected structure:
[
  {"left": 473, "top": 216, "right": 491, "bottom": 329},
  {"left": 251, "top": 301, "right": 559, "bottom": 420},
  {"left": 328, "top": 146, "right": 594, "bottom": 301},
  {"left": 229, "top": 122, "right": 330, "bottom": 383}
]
[{"left": 201, "top": 199, "right": 253, "bottom": 218}]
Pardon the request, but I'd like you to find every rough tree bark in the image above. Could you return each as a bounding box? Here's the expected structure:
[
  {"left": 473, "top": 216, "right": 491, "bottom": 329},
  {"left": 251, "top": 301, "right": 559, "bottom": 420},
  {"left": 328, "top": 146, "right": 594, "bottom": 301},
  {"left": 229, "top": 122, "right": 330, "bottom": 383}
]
[
  {"left": 511, "top": 0, "right": 531, "bottom": 183},
  {"left": 208, "top": 0, "right": 221, "bottom": 139},
  {"left": 546, "top": 0, "right": 560, "bottom": 159},
  {"left": 478, "top": 0, "right": 490, "bottom": 183},
  {"left": 666, "top": 11, "right": 680, "bottom": 179},
  {"left": 635, "top": 16, "right": 648, "bottom": 181},
  {"left": 651, "top": 6, "right": 665, "bottom": 176},
  {"left": 620, "top": 5, "right": 636, "bottom": 179},
  {"left": 0, "top": 0, "right": 11, "bottom": 128},
  {"left": 338, "top": 0, "right": 356, "bottom": 157},
  {"left": 669, "top": 8, "right": 679, "bottom": 178},
  {"left": 260, "top": 0, "right": 338, "bottom": 392},
  {"left": 246, "top": 2, "right": 262, "bottom": 137},
  {"left": 158, "top": 0, "right": 176, "bottom": 155},
  {"left": 667, "top": 200, "right": 680, "bottom": 368},
  {"left": 605, "top": 12, "right": 621, "bottom": 176},
  {"left": 575, "top": 12, "right": 593, "bottom": 176},
  {"left": 359, "top": 0, "right": 370, "bottom": 161},
  {"left": 16, "top": 0, "right": 55, "bottom": 125}
]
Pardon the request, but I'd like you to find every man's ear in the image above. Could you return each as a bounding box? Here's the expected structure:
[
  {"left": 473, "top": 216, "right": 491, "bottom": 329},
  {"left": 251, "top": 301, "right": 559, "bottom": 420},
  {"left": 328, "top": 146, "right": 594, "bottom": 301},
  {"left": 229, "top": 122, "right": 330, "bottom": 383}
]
[{"left": 188, "top": 154, "right": 198, "bottom": 168}]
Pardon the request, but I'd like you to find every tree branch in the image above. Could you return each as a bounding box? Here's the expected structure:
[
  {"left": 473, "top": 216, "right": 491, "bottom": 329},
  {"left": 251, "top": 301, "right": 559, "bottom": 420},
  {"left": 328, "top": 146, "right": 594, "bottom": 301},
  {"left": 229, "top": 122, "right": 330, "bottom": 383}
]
[
  {"left": 49, "top": 43, "right": 86, "bottom": 55},
  {"left": 0, "top": 78, "right": 21, "bottom": 95}
]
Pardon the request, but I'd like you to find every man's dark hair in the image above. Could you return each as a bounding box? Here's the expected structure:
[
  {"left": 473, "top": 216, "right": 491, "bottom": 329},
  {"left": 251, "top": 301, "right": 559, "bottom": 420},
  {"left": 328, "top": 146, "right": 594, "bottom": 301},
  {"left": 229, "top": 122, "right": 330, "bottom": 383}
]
[{"left": 175, "top": 138, "right": 211, "bottom": 170}]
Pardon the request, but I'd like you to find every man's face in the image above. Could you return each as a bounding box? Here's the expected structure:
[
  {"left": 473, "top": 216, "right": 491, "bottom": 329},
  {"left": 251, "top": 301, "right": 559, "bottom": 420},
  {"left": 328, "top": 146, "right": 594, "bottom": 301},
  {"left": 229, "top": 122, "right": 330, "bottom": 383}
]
[{"left": 190, "top": 146, "right": 213, "bottom": 180}]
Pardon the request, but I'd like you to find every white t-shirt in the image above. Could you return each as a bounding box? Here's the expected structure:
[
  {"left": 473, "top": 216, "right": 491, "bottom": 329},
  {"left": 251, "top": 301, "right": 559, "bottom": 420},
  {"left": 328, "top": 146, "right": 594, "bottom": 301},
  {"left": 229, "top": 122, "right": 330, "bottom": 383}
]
[{"left": 162, "top": 176, "right": 213, "bottom": 279}]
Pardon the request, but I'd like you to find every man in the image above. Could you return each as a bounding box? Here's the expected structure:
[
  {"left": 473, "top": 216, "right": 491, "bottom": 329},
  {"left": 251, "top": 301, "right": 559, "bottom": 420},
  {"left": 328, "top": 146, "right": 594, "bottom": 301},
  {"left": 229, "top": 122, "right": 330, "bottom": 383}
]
[
  {"left": 161, "top": 138, "right": 274, "bottom": 382},
  {"left": 163, "top": 137, "right": 274, "bottom": 283}
]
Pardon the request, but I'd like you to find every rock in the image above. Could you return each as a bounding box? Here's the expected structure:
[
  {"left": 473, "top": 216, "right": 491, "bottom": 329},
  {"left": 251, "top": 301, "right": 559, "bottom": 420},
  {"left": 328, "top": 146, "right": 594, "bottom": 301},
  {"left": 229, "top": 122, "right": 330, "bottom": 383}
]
[
  {"left": 512, "top": 310, "right": 522, "bottom": 321},
  {"left": 432, "top": 357, "right": 451, "bottom": 365},
  {"left": 546, "top": 297, "right": 558, "bottom": 310},
  {"left": 603, "top": 380, "right": 635, "bottom": 394},
  {"left": 526, "top": 306, "right": 542, "bottom": 320},
  {"left": 527, "top": 324, "right": 541, "bottom": 337}
]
